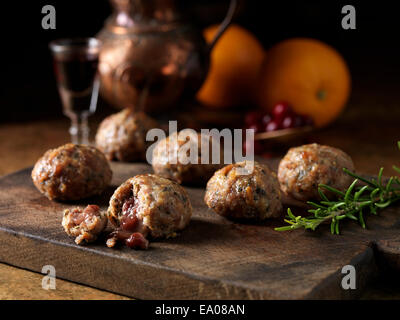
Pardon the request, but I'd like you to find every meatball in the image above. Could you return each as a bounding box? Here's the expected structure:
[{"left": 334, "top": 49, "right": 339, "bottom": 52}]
[
  {"left": 106, "top": 174, "right": 192, "bottom": 249},
  {"left": 204, "top": 161, "right": 282, "bottom": 220},
  {"left": 95, "top": 109, "right": 158, "bottom": 162},
  {"left": 152, "top": 129, "right": 224, "bottom": 185},
  {"left": 32, "top": 143, "right": 112, "bottom": 201},
  {"left": 278, "top": 143, "right": 355, "bottom": 201},
  {"left": 62, "top": 205, "right": 107, "bottom": 245}
]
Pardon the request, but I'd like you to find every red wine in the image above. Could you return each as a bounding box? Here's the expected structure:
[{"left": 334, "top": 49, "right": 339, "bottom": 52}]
[
  {"left": 53, "top": 54, "right": 98, "bottom": 92},
  {"left": 53, "top": 54, "right": 99, "bottom": 115}
]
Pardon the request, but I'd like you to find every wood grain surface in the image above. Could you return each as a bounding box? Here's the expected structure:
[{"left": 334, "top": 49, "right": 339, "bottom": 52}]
[{"left": 0, "top": 160, "right": 399, "bottom": 299}]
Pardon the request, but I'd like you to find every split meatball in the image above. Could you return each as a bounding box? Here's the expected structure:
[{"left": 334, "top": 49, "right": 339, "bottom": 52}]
[
  {"left": 204, "top": 161, "right": 282, "bottom": 220},
  {"left": 62, "top": 205, "right": 107, "bottom": 245},
  {"left": 32, "top": 143, "right": 112, "bottom": 201},
  {"left": 106, "top": 174, "right": 192, "bottom": 249},
  {"left": 152, "top": 129, "right": 224, "bottom": 185},
  {"left": 95, "top": 109, "right": 158, "bottom": 162},
  {"left": 278, "top": 143, "right": 355, "bottom": 201}
]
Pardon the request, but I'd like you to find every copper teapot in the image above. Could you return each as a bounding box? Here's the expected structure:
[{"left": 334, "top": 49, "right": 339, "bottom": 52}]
[{"left": 97, "top": 0, "right": 237, "bottom": 113}]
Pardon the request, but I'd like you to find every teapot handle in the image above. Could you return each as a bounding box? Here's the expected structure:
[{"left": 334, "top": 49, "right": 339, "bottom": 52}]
[{"left": 207, "top": 0, "right": 238, "bottom": 53}]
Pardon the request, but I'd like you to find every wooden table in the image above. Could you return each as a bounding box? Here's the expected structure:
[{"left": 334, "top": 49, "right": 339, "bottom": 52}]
[{"left": 0, "top": 88, "right": 399, "bottom": 299}]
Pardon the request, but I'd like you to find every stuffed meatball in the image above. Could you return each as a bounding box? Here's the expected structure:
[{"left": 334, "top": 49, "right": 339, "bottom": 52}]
[
  {"left": 95, "top": 109, "right": 158, "bottom": 162},
  {"left": 278, "top": 143, "right": 355, "bottom": 201},
  {"left": 32, "top": 143, "right": 112, "bottom": 201},
  {"left": 62, "top": 205, "right": 107, "bottom": 245},
  {"left": 152, "top": 129, "right": 224, "bottom": 185},
  {"left": 106, "top": 174, "right": 192, "bottom": 249},
  {"left": 204, "top": 161, "right": 282, "bottom": 220}
]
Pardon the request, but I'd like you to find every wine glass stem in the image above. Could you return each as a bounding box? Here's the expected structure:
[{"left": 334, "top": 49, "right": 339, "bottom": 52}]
[{"left": 69, "top": 113, "right": 90, "bottom": 145}]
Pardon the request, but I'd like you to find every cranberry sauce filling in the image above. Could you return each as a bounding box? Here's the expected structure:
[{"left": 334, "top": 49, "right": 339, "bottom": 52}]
[
  {"left": 126, "top": 233, "right": 149, "bottom": 249},
  {"left": 72, "top": 205, "right": 100, "bottom": 225},
  {"left": 121, "top": 197, "right": 139, "bottom": 231},
  {"left": 108, "top": 196, "right": 149, "bottom": 249}
]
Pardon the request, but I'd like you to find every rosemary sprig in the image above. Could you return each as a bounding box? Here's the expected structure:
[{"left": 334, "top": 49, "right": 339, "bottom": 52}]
[{"left": 275, "top": 142, "right": 400, "bottom": 235}]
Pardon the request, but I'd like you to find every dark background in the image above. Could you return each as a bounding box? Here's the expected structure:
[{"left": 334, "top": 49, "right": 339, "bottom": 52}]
[{"left": 1, "top": 0, "right": 399, "bottom": 122}]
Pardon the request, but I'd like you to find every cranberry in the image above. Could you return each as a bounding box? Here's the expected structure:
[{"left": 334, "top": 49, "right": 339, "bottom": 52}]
[
  {"left": 261, "top": 113, "right": 272, "bottom": 125},
  {"left": 282, "top": 116, "right": 295, "bottom": 129},
  {"left": 125, "top": 233, "right": 149, "bottom": 250},
  {"left": 265, "top": 120, "right": 280, "bottom": 132},
  {"left": 272, "top": 102, "right": 292, "bottom": 120},
  {"left": 245, "top": 111, "right": 262, "bottom": 126},
  {"left": 121, "top": 214, "right": 139, "bottom": 232}
]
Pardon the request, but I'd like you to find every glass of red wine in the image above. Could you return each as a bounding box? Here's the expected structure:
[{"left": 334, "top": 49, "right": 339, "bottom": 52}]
[{"left": 49, "top": 38, "right": 101, "bottom": 145}]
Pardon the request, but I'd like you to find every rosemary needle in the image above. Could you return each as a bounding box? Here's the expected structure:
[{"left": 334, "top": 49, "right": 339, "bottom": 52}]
[{"left": 275, "top": 141, "right": 400, "bottom": 235}]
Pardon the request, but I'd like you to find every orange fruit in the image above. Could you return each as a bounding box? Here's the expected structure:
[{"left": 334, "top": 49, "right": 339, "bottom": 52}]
[
  {"left": 197, "top": 24, "right": 265, "bottom": 109},
  {"left": 257, "top": 38, "right": 351, "bottom": 127}
]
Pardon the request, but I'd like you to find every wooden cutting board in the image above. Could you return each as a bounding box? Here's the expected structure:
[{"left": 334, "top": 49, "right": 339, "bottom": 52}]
[{"left": 0, "top": 160, "right": 399, "bottom": 300}]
